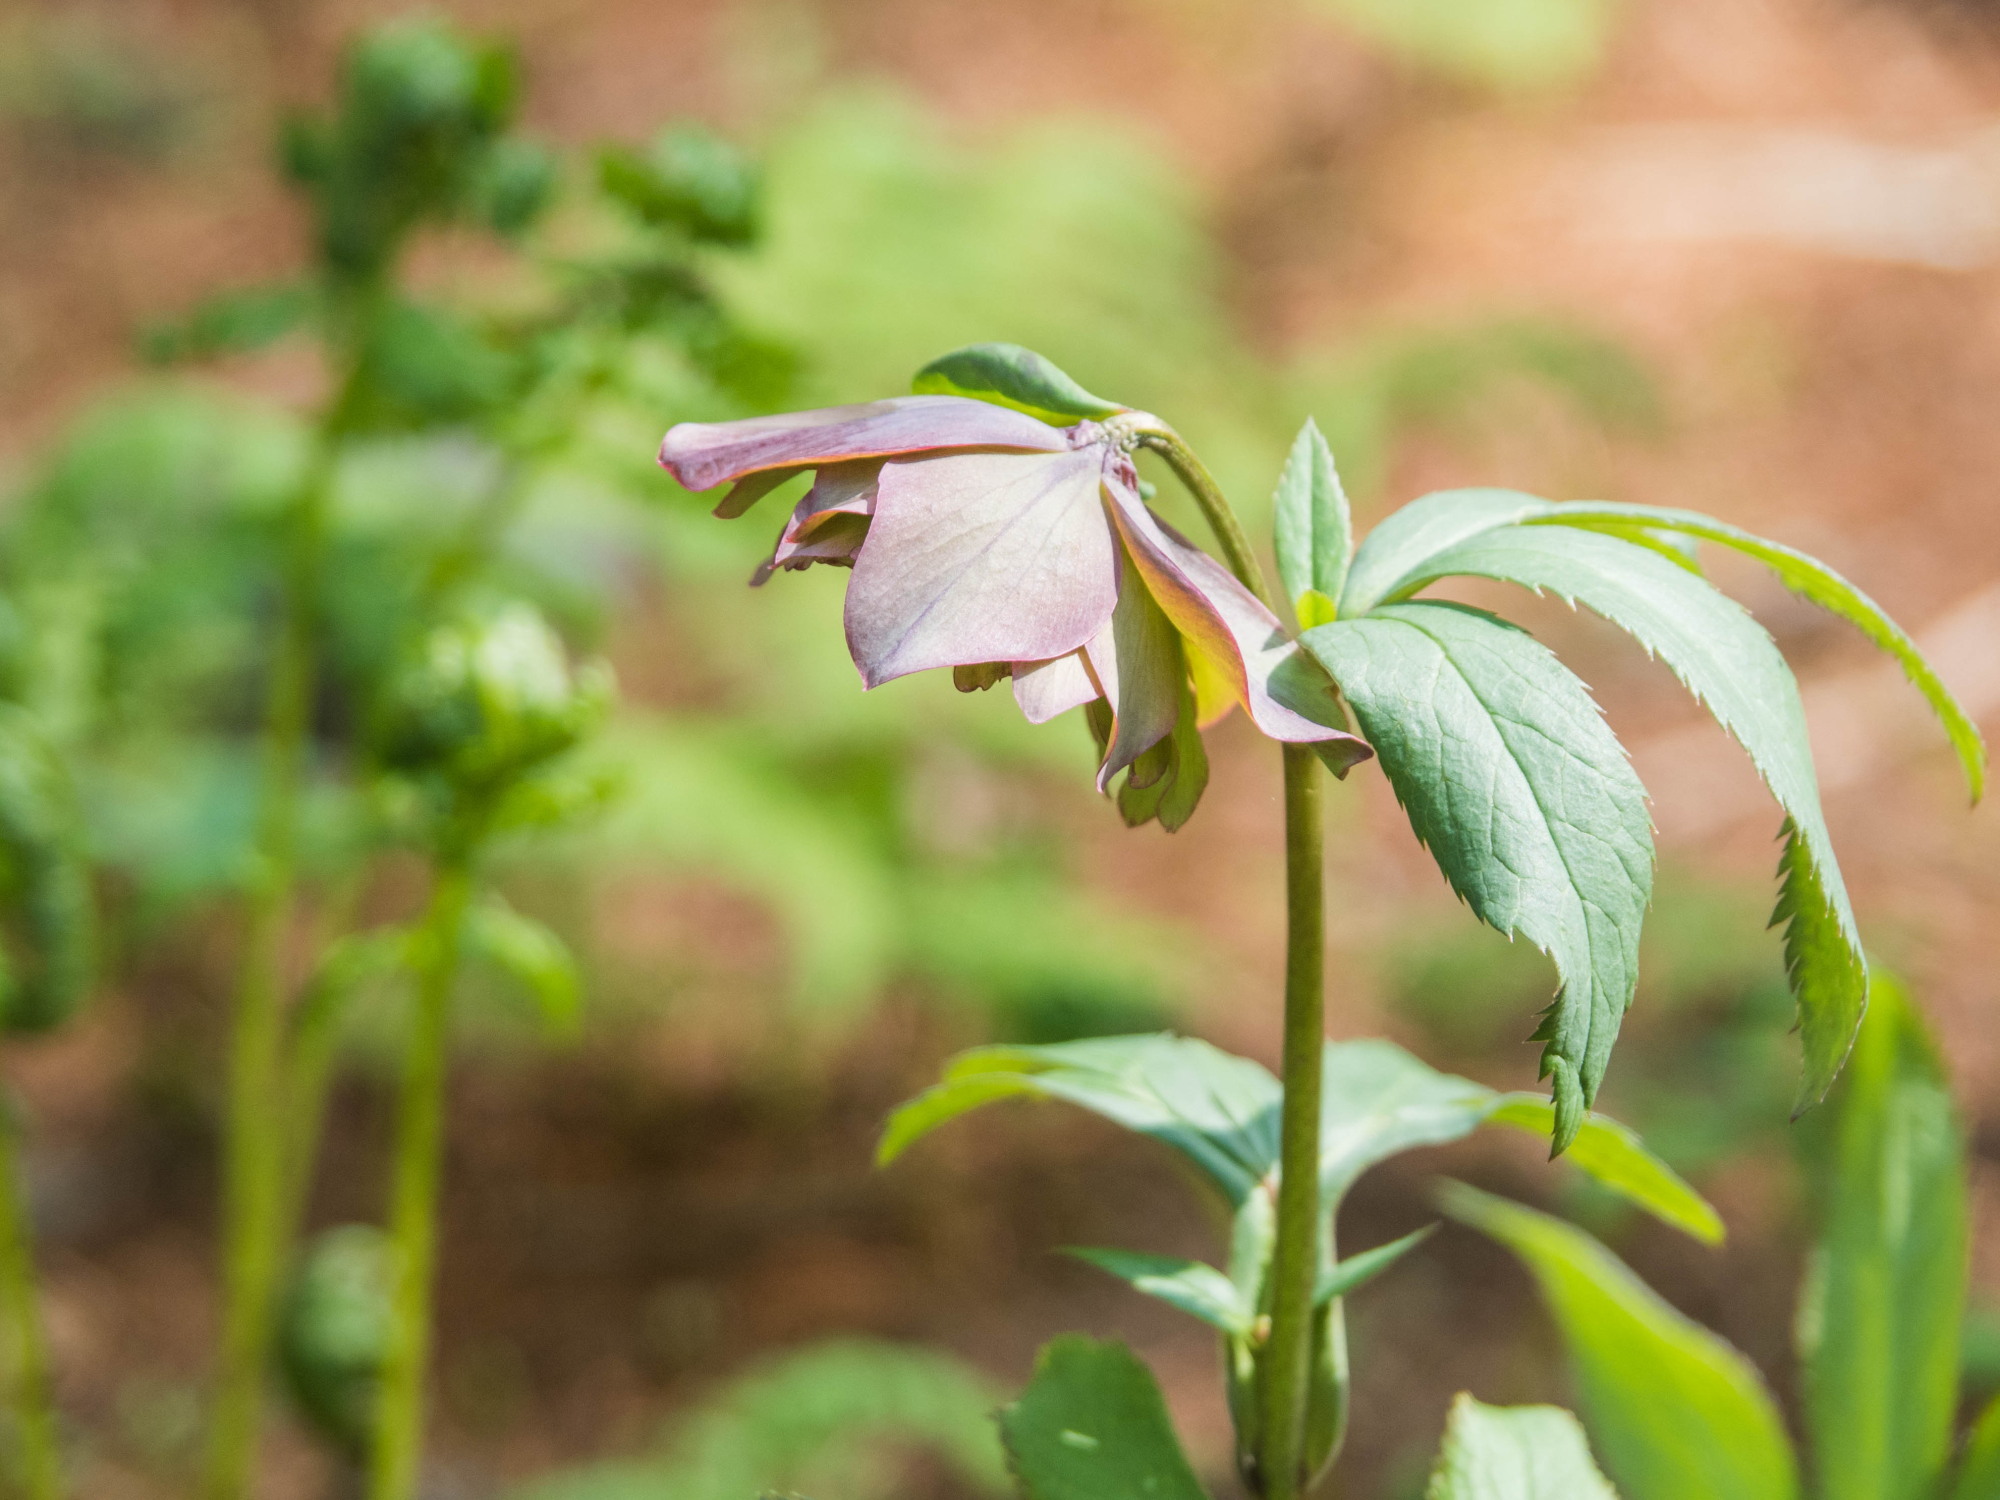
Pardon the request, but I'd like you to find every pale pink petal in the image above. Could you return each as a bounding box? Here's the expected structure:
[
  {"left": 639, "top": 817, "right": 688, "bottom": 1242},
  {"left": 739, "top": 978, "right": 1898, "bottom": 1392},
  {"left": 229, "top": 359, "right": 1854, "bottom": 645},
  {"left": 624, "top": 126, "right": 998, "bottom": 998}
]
[
  {"left": 843, "top": 448, "right": 1119, "bottom": 688},
  {"left": 1084, "top": 554, "right": 1183, "bottom": 791},
  {"left": 1011, "top": 652, "right": 1099, "bottom": 724},
  {"left": 659, "top": 395, "right": 1068, "bottom": 495},
  {"left": 1104, "top": 476, "right": 1372, "bottom": 769},
  {"left": 762, "top": 461, "right": 880, "bottom": 574}
]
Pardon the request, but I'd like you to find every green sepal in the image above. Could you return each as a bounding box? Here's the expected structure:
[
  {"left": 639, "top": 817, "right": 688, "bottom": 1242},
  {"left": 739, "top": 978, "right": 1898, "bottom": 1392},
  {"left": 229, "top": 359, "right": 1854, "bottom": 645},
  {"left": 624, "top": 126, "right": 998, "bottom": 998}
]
[
  {"left": 1064, "top": 1248, "right": 1253, "bottom": 1335},
  {"left": 1314, "top": 1224, "right": 1436, "bottom": 1305},
  {"left": 913, "top": 343, "right": 1124, "bottom": 427}
]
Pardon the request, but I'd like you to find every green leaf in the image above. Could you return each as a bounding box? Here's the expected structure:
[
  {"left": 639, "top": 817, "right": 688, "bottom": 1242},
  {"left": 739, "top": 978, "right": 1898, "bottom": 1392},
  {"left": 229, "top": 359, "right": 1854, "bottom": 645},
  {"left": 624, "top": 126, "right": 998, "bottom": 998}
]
[
  {"left": 882, "top": 1034, "right": 1717, "bottom": 1240},
  {"left": 1425, "top": 1394, "right": 1619, "bottom": 1499},
  {"left": 1796, "top": 973, "right": 1966, "bottom": 1500},
  {"left": 1272, "top": 418, "right": 1353, "bottom": 618},
  {"left": 1317, "top": 1043, "right": 1718, "bottom": 1240},
  {"left": 1384, "top": 523, "right": 1864, "bottom": 1108},
  {"left": 912, "top": 343, "right": 1125, "bottom": 427},
  {"left": 1066, "top": 1248, "right": 1253, "bottom": 1334},
  {"left": 1302, "top": 604, "right": 1653, "bottom": 1149},
  {"left": 1314, "top": 1224, "right": 1435, "bottom": 1304},
  {"left": 1485, "top": 1096, "right": 1722, "bottom": 1245},
  {"left": 1342, "top": 489, "right": 1984, "bottom": 803},
  {"left": 877, "top": 1033, "right": 1280, "bottom": 1205},
  {"left": 1950, "top": 1393, "right": 2000, "bottom": 1500},
  {"left": 463, "top": 895, "right": 581, "bottom": 1036},
  {"left": 999, "top": 1336, "right": 1209, "bottom": 1500},
  {"left": 1443, "top": 1183, "right": 1797, "bottom": 1500},
  {"left": 1534, "top": 503, "right": 1986, "bottom": 803}
]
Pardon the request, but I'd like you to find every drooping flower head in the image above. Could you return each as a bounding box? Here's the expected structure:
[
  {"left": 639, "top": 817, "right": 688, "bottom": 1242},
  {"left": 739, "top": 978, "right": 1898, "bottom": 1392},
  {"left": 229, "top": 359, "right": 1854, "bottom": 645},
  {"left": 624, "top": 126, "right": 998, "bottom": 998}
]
[{"left": 659, "top": 345, "right": 1370, "bottom": 828}]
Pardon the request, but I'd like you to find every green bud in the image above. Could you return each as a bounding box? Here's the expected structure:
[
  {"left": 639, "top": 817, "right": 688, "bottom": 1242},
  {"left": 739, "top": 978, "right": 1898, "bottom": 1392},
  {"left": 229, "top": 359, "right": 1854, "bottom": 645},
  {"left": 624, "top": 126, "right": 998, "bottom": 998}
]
[{"left": 375, "top": 603, "right": 612, "bottom": 807}]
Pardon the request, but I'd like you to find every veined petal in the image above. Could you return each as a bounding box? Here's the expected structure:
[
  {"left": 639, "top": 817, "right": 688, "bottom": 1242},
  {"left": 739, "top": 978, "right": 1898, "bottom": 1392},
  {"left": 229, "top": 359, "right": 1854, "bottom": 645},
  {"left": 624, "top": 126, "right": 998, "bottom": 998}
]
[
  {"left": 1012, "top": 652, "right": 1099, "bottom": 724},
  {"left": 1083, "top": 554, "right": 1184, "bottom": 792},
  {"left": 844, "top": 448, "right": 1119, "bottom": 687},
  {"left": 659, "top": 395, "right": 1067, "bottom": 495},
  {"left": 1105, "top": 477, "right": 1373, "bottom": 768}
]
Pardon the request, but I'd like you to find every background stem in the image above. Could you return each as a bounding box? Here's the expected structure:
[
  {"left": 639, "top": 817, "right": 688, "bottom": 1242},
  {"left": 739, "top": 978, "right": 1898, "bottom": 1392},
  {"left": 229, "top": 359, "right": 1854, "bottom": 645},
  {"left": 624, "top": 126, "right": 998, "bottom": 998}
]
[
  {"left": 1259, "top": 744, "right": 1327, "bottom": 1500},
  {"left": 203, "top": 442, "right": 334, "bottom": 1500},
  {"left": 367, "top": 856, "right": 474, "bottom": 1500},
  {"left": 0, "top": 1093, "right": 62, "bottom": 1500}
]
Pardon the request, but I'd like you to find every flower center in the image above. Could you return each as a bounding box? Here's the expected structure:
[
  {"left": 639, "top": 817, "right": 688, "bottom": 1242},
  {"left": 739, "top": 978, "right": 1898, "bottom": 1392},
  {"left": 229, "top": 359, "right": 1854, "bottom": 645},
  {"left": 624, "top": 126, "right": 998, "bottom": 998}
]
[{"left": 1069, "top": 412, "right": 1150, "bottom": 453}]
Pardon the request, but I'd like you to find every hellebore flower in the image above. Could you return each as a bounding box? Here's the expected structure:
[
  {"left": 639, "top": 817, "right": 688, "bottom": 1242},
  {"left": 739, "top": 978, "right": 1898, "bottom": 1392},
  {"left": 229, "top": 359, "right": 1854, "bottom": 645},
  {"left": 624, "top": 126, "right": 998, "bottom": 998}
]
[{"left": 659, "top": 393, "right": 1371, "bottom": 828}]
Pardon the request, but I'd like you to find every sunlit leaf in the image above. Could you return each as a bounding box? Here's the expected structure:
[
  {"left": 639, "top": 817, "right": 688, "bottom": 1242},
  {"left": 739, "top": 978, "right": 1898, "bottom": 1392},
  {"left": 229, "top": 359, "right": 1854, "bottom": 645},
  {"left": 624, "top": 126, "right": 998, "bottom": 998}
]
[
  {"left": 884, "top": 1034, "right": 1717, "bottom": 1240},
  {"left": 999, "top": 1336, "right": 1209, "bottom": 1500},
  {"left": 1271, "top": 418, "right": 1352, "bottom": 617},
  {"left": 878, "top": 1033, "right": 1280, "bottom": 1204},
  {"left": 1426, "top": 1394, "right": 1619, "bottom": 1499},
  {"left": 1796, "top": 973, "right": 1965, "bottom": 1500},
  {"left": 1066, "top": 1248, "right": 1253, "bottom": 1335},
  {"left": 912, "top": 342, "right": 1124, "bottom": 427},
  {"left": 1384, "top": 522, "right": 1863, "bottom": 1108},
  {"left": 1303, "top": 604, "right": 1652, "bottom": 1150},
  {"left": 1315, "top": 1225, "right": 1435, "bottom": 1304},
  {"left": 1443, "top": 1183, "right": 1797, "bottom": 1500}
]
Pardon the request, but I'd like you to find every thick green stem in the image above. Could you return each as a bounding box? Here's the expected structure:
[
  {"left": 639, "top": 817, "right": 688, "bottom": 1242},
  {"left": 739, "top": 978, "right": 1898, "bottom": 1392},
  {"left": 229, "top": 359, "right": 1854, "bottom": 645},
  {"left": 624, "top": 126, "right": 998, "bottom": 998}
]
[
  {"left": 1142, "top": 424, "right": 1333, "bottom": 1496},
  {"left": 367, "top": 856, "right": 474, "bottom": 1500},
  {"left": 203, "top": 442, "right": 334, "bottom": 1500},
  {"left": 1259, "top": 745, "right": 1326, "bottom": 1500},
  {"left": 0, "top": 1094, "right": 61, "bottom": 1500}
]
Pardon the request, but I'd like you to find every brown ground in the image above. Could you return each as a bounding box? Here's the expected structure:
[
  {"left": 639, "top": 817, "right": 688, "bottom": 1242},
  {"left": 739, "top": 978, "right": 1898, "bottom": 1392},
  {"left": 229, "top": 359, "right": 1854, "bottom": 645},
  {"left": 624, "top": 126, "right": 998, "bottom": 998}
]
[{"left": 3, "top": 0, "right": 1999, "bottom": 1495}]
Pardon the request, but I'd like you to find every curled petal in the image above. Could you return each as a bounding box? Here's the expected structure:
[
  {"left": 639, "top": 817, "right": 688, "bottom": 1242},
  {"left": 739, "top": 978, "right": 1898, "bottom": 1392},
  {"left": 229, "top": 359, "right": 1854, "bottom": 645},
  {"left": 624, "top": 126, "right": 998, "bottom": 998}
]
[
  {"left": 659, "top": 395, "right": 1068, "bottom": 495},
  {"left": 1011, "top": 652, "right": 1099, "bottom": 724},
  {"left": 844, "top": 448, "right": 1119, "bottom": 688},
  {"left": 1105, "top": 475, "right": 1373, "bottom": 771},
  {"left": 1083, "top": 555, "right": 1183, "bottom": 792},
  {"left": 754, "top": 462, "right": 880, "bottom": 581}
]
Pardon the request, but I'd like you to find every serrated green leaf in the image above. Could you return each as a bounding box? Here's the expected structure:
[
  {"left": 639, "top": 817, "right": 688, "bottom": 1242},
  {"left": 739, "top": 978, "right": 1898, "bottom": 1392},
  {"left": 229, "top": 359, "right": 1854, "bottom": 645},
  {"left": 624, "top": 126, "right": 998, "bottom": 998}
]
[
  {"left": 1443, "top": 1184, "right": 1797, "bottom": 1500},
  {"left": 1065, "top": 1248, "right": 1253, "bottom": 1334},
  {"left": 912, "top": 343, "right": 1124, "bottom": 427},
  {"left": 999, "top": 1336, "right": 1209, "bottom": 1500},
  {"left": 1950, "top": 1394, "right": 2000, "bottom": 1500},
  {"left": 1314, "top": 1224, "right": 1434, "bottom": 1304},
  {"left": 1384, "top": 522, "right": 1864, "bottom": 1108},
  {"left": 1796, "top": 973, "right": 1965, "bottom": 1500},
  {"left": 1426, "top": 1394, "right": 1619, "bottom": 1500},
  {"left": 1302, "top": 604, "right": 1653, "bottom": 1148},
  {"left": 1272, "top": 419, "right": 1353, "bottom": 615},
  {"left": 1341, "top": 489, "right": 1984, "bottom": 802},
  {"left": 463, "top": 894, "right": 581, "bottom": 1035},
  {"left": 876, "top": 1034, "right": 1280, "bottom": 1204}
]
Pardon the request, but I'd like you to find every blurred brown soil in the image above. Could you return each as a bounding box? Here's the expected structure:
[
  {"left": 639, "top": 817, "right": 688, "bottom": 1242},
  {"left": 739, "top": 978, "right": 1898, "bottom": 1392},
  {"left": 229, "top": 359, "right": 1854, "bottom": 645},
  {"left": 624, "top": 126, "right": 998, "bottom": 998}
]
[{"left": 3, "top": 0, "right": 1999, "bottom": 1495}]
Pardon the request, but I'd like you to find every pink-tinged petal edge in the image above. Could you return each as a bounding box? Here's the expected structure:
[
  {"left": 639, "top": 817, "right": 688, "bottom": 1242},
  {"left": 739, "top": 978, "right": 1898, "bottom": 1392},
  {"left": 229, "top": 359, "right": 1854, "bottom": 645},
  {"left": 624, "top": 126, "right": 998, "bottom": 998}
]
[
  {"left": 1104, "top": 475, "right": 1372, "bottom": 771},
  {"left": 753, "top": 462, "right": 881, "bottom": 581},
  {"left": 1011, "top": 652, "right": 1098, "bottom": 725},
  {"left": 659, "top": 395, "right": 1069, "bottom": 496},
  {"left": 843, "top": 447, "right": 1119, "bottom": 689},
  {"left": 1084, "top": 555, "right": 1183, "bottom": 791}
]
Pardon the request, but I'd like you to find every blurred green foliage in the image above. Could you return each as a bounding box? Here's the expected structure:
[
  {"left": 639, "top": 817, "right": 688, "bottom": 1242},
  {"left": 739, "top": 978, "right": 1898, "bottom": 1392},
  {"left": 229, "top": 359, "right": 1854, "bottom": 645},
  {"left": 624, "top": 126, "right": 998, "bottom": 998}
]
[{"left": 513, "top": 1339, "right": 1008, "bottom": 1500}]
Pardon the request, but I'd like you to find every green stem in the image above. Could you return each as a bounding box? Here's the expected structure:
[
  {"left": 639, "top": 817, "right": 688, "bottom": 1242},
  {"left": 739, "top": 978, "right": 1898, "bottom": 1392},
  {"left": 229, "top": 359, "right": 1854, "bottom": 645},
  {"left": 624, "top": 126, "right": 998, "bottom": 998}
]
[
  {"left": 0, "top": 1094, "right": 61, "bottom": 1500},
  {"left": 203, "top": 439, "right": 335, "bottom": 1500},
  {"left": 1144, "top": 422, "right": 1333, "bottom": 1497},
  {"left": 367, "top": 855, "right": 474, "bottom": 1500},
  {"left": 1259, "top": 745, "right": 1326, "bottom": 1500},
  {"left": 1133, "top": 428, "right": 1274, "bottom": 608}
]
